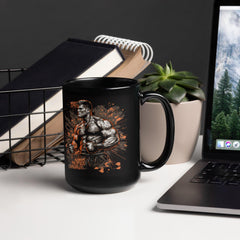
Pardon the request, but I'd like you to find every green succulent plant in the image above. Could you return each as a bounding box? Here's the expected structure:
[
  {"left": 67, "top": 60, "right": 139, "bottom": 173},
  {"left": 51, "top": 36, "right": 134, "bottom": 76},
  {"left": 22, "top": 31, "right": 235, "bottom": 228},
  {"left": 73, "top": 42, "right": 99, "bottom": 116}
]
[{"left": 139, "top": 62, "right": 205, "bottom": 104}]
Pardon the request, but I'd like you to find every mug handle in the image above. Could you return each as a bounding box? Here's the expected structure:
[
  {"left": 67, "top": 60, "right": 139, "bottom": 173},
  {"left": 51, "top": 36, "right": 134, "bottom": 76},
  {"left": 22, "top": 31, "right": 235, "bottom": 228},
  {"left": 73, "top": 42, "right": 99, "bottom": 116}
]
[{"left": 139, "top": 91, "right": 175, "bottom": 171}]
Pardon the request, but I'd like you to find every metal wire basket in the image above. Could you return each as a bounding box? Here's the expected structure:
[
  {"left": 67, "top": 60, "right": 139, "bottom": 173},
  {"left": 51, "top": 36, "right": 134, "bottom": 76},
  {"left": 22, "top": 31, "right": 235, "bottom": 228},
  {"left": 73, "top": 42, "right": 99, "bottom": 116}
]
[{"left": 0, "top": 68, "right": 64, "bottom": 169}]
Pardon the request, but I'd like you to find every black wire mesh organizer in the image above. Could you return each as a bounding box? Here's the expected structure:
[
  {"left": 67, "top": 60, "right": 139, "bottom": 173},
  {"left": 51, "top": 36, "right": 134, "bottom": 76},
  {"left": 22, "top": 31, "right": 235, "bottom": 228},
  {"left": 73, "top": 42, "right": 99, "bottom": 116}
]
[{"left": 0, "top": 68, "right": 64, "bottom": 170}]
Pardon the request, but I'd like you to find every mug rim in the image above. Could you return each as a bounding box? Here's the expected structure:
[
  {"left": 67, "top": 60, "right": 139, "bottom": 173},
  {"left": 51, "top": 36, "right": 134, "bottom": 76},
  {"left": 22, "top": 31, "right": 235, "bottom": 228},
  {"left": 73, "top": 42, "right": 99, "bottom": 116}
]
[{"left": 62, "top": 77, "right": 138, "bottom": 90}]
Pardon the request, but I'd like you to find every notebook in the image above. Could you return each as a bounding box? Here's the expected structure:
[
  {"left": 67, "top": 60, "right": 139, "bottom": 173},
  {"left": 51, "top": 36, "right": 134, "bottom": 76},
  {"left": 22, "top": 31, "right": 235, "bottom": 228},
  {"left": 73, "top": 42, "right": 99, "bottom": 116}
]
[
  {"left": 3, "top": 35, "right": 153, "bottom": 166},
  {"left": 157, "top": 0, "right": 240, "bottom": 215},
  {"left": 94, "top": 35, "right": 153, "bottom": 78},
  {"left": 0, "top": 38, "right": 124, "bottom": 165}
]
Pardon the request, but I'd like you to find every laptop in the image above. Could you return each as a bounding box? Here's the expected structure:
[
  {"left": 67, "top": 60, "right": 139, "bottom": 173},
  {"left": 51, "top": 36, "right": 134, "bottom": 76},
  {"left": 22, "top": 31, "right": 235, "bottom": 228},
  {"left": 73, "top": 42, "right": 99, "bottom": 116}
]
[{"left": 157, "top": 0, "right": 240, "bottom": 215}]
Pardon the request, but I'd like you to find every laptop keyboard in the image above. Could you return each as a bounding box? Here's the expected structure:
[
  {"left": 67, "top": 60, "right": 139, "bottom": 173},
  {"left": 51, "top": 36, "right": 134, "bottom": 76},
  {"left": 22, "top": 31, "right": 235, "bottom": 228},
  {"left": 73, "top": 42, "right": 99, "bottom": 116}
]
[{"left": 191, "top": 162, "right": 240, "bottom": 186}]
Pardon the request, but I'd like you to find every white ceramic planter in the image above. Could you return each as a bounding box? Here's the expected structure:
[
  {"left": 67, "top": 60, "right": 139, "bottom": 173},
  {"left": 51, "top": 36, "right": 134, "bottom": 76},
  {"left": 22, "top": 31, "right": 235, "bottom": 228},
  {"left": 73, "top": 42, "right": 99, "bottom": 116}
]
[{"left": 140, "top": 100, "right": 202, "bottom": 164}]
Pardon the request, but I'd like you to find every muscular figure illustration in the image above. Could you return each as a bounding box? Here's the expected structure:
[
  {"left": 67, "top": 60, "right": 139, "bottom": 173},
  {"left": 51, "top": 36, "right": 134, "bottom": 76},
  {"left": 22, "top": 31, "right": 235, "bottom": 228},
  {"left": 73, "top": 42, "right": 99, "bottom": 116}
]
[{"left": 69, "top": 100, "right": 120, "bottom": 169}]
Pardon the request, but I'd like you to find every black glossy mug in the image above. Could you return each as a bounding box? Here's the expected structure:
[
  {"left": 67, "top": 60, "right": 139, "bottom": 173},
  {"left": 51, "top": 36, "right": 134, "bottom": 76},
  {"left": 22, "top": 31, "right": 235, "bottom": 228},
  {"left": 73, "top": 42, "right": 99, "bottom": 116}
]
[{"left": 62, "top": 77, "right": 174, "bottom": 193}]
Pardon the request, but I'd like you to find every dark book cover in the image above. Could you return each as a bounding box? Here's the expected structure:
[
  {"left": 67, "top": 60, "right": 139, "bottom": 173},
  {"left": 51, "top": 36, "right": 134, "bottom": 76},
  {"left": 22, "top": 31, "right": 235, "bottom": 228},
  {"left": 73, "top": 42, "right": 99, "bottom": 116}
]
[{"left": 0, "top": 38, "right": 124, "bottom": 140}]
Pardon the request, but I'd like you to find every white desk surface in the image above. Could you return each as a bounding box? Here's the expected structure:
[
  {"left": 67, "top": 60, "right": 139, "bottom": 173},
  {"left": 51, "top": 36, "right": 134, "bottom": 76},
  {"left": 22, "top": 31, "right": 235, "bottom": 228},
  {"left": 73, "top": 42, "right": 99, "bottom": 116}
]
[{"left": 0, "top": 136, "right": 239, "bottom": 240}]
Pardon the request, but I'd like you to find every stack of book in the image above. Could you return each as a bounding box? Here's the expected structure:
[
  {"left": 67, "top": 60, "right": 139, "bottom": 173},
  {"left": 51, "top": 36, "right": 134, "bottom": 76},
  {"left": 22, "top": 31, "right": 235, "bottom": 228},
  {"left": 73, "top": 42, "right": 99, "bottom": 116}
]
[{"left": 0, "top": 35, "right": 153, "bottom": 166}]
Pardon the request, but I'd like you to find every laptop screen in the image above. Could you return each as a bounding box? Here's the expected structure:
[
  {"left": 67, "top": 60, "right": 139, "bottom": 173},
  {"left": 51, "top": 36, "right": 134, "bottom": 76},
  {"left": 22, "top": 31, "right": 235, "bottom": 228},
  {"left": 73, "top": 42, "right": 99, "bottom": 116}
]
[{"left": 210, "top": 5, "right": 240, "bottom": 152}]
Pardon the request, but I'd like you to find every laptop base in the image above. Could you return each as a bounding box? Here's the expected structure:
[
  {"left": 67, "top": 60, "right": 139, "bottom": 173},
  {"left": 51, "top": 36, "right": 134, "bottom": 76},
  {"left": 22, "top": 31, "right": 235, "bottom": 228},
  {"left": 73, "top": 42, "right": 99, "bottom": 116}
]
[{"left": 157, "top": 160, "right": 240, "bottom": 216}]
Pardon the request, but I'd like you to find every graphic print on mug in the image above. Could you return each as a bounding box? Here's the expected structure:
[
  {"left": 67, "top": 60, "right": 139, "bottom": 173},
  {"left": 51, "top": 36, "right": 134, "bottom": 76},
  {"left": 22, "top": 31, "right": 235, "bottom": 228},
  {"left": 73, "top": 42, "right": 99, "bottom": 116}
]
[{"left": 64, "top": 99, "right": 127, "bottom": 173}]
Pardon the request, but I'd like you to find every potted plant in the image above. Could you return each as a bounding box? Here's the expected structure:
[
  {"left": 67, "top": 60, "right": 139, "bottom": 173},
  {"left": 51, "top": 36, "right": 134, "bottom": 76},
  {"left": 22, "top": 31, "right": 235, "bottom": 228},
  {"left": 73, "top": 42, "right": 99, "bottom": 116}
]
[{"left": 139, "top": 62, "right": 205, "bottom": 164}]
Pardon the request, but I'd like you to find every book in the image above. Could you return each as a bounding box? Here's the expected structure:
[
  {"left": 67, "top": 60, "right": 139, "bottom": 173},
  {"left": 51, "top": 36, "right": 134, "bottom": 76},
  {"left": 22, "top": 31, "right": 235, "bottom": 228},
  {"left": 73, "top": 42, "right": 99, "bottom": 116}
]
[
  {"left": 94, "top": 35, "right": 153, "bottom": 78},
  {"left": 11, "top": 112, "right": 64, "bottom": 166},
  {"left": 0, "top": 38, "right": 124, "bottom": 165},
  {"left": 5, "top": 35, "right": 153, "bottom": 166}
]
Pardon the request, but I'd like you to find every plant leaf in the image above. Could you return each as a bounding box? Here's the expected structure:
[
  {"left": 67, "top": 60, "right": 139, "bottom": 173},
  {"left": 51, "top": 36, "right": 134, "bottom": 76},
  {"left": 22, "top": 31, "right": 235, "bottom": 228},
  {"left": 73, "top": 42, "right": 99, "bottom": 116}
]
[
  {"left": 168, "top": 61, "right": 173, "bottom": 72},
  {"left": 145, "top": 75, "right": 162, "bottom": 85},
  {"left": 176, "top": 79, "right": 199, "bottom": 89},
  {"left": 169, "top": 73, "right": 186, "bottom": 80},
  {"left": 139, "top": 84, "right": 153, "bottom": 92},
  {"left": 182, "top": 96, "right": 189, "bottom": 102},
  {"left": 164, "top": 85, "right": 187, "bottom": 103},
  {"left": 165, "top": 64, "right": 171, "bottom": 75},
  {"left": 177, "top": 71, "right": 198, "bottom": 79},
  {"left": 187, "top": 88, "right": 206, "bottom": 100},
  {"left": 152, "top": 63, "right": 164, "bottom": 75},
  {"left": 143, "top": 72, "right": 159, "bottom": 77},
  {"left": 158, "top": 79, "right": 176, "bottom": 92},
  {"left": 138, "top": 78, "right": 147, "bottom": 83},
  {"left": 140, "top": 81, "right": 160, "bottom": 92},
  {"left": 151, "top": 81, "right": 160, "bottom": 91}
]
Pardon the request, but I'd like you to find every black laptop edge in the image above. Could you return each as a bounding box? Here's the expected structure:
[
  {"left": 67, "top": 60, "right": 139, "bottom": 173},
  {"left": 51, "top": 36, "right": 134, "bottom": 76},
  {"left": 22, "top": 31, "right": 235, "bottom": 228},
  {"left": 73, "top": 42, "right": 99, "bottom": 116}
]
[{"left": 157, "top": 0, "right": 240, "bottom": 215}]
